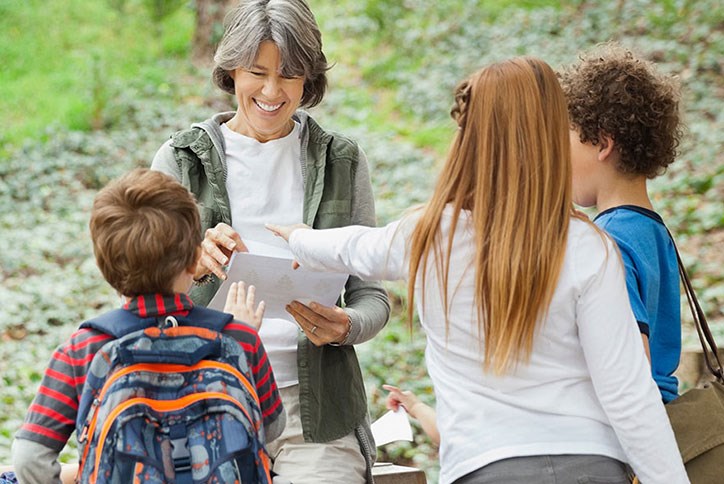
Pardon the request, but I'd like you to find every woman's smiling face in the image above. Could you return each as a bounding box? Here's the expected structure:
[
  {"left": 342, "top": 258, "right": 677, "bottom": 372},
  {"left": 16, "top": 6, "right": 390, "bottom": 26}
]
[{"left": 228, "top": 41, "right": 305, "bottom": 142}]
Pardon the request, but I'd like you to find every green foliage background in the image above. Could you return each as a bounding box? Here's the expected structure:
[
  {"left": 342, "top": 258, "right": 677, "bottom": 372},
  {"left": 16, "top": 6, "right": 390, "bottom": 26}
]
[{"left": 1, "top": 0, "right": 722, "bottom": 479}]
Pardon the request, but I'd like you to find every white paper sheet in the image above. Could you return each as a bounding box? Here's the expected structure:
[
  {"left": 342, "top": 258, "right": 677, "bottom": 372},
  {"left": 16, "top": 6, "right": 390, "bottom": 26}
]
[
  {"left": 371, "top": 408, "right": 414, "bottom": 447},
  {"left": 207, "top": 250, "right": 349, "bottom": 321}
]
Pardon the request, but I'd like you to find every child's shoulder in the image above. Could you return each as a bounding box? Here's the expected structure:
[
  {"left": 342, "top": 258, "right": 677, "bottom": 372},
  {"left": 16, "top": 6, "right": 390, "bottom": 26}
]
[
  {"left": 65, "top": 326, "right": 115, "bottom": 351},
  {"left": 220, "top": 319, "right": 263, "bottom": 348},
  {"left": 567, "top": 216, "right": 615, "bottom": 270},
  {"left": 594, "top": 205, "right": 667, "bottom": 243},
  {"left": 595, "top": 204, "right": 664, "bottom": 224},
  {"left": 44, "top": 326, "right": 114, "bottom": 382},
  {"left": 569, "top": 215, "right": 608, "bottom": 243}
]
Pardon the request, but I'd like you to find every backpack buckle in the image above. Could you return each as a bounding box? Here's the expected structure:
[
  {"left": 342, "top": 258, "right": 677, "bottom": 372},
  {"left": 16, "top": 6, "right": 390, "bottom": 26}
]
[
  {"left": 78, "top": 424, "right": 89, "bottom": 443},
  {"left": 171, "top": 435, "right": 191, "bottom": 472}
]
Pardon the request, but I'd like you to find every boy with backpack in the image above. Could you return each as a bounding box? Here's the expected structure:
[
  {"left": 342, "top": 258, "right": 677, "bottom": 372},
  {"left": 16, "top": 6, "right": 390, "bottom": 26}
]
[
  {"left": 560, "top": 42, "right": 684, "bottom": 403},
  {"left": 12, "top": 168, "right": 284, "bottom": 483}
]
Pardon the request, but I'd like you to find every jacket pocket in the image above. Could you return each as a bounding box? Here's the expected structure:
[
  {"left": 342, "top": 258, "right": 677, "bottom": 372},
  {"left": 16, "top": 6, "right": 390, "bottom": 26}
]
[
  {"left": 315, "top": 200, "right": 351, "bottom": 228},
  {"left": 317, "top": 200, "right": 351, "bottom": 214}
]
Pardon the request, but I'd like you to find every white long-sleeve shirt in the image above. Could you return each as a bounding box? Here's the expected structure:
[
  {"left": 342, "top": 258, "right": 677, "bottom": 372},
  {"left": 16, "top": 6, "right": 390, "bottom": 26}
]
[
  {"left": 288, "top": 206, "right": 688, "bottom": 484},
  {"left": 222, "top": 122, "right": 303, "bottom": 388}
]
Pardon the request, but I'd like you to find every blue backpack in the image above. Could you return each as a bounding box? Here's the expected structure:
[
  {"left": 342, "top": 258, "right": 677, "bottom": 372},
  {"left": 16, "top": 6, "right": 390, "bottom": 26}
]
[{"left": 75, "top": 306, "right": 273, "bottom": 483}]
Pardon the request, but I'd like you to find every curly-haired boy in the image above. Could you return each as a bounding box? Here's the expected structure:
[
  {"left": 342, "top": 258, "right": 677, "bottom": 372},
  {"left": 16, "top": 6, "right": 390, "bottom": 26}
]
[{"left": 560, "top": 42, "right": 684, "bottom": 403}]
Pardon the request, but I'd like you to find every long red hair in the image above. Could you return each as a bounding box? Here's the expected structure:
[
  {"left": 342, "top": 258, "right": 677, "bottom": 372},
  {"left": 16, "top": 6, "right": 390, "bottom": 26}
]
[{"left": 407, "top": 58, "right": 575, "bottom": 374}]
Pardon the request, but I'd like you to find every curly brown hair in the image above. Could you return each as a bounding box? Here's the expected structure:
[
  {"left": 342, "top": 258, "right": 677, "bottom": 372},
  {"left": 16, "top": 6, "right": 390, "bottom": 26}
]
[{"left": 560, "top": 42, "right": 683, "bottom": 178}]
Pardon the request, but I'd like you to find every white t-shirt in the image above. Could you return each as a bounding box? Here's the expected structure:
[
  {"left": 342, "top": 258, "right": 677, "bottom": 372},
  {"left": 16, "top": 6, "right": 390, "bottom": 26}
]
[
  {"left": 288, "top": 207, "right": 688, "bottom": 484},
  {"left": 222, "top": 121, "right": 303, "bottom": 388}
]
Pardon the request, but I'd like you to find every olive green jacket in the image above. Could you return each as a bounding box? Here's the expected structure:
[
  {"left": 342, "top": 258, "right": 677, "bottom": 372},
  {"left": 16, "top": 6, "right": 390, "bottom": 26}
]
[{"left": 152, "top": 111, "right": 390, "bottom": 477}]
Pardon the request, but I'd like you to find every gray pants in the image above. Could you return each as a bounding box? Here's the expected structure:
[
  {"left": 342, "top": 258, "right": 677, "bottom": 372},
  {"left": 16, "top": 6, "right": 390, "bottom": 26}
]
[{"left": 454, "top": 455, "right": 632, "bottom": 484}]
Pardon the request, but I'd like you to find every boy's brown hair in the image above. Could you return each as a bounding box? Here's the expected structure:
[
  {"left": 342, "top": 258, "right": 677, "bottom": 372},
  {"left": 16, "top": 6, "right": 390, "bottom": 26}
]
[
  {"left": 89, "top": 168, "right": 202, "bottom": 296},
  {"left": 560, "top": 42, "right": 683, "bottom": 178}
]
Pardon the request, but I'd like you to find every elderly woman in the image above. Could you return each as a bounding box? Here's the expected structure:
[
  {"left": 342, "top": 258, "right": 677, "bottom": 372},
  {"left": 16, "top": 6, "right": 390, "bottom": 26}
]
[{"left": 151, "top": 1, "right": 390, "bottom": 482}]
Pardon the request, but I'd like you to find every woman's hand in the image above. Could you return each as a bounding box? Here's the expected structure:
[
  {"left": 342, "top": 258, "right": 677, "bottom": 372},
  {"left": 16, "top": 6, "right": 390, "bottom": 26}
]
[
  {"left": 266, "top": 223, "right": 311, "bottom": 242},
  {"left": 285, "top": 300, "right": 351, "bottom": 346},
  {"left": 224, "top": 281, "right": 265, "bottom": 330},
  {"left": 195, "top": 223, "right": 247, "bottom": 280}
]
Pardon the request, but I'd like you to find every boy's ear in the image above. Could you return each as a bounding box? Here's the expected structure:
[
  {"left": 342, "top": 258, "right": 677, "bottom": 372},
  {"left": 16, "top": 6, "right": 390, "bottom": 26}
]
[
  {"left": 597, "top": 134, "right": 616, "bottom": 162},
  {"left": 188, "top": 246, "right": 202, "bottom": 274}
]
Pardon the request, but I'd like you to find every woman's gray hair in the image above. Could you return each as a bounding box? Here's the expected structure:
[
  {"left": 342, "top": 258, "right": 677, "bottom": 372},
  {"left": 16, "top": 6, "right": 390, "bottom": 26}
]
[{"left": 212, "top": 0, "right": 329, "bottom": 108}]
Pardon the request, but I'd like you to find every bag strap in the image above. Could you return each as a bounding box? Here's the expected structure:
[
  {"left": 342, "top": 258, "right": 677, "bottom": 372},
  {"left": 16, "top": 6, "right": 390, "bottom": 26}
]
[
  {"left": 80, "top": 306, "right": 233, "bottom": 339},
  {"left": 177, "top": 306, "right": 234, "bottom": 332},
  {"left": 80, "top": 309, "right": 154, "bottom": 338},
  {"left": 666, "top": 227, "right": 724, "bottom": 383}
]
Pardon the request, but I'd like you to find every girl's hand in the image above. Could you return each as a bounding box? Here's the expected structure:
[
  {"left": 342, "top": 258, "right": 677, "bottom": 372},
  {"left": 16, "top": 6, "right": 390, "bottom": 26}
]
[
  {"left": 383, "top": 384, "right": 440, "bottom": 445},
  {"left": 383, "top": 384, "right": 422, "bottom": 418},
  {"left": 224, "top": 281, "right": 265, "bottom": 330},
  {"left": 265, "top": 223, "right": 311, "bottom": 242}
]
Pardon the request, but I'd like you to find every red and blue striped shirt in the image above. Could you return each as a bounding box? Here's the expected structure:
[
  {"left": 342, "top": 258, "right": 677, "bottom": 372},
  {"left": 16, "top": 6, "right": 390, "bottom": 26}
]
[{"left": 16, "top": 293, "right": 283, "bottom": 451}]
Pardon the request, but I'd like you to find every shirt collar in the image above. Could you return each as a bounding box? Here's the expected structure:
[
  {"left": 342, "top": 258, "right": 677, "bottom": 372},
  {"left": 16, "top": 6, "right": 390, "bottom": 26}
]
[
  {"left": 593, "top": 204, "right": 664, "bottom": 225},
  {"left": 122, "top": 293, "right": 194, "bottom": 318}
]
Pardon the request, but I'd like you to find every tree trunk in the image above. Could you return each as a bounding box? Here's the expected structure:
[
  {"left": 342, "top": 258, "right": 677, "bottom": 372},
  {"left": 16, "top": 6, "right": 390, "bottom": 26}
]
[{"left": 192, "top": 0, "right": 236, "bottom": 67}]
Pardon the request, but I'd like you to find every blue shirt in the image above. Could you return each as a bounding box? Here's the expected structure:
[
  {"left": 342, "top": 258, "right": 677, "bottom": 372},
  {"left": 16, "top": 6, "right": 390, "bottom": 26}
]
[{"left": 595, "top": 205, "right": 681, "bottom": 402}]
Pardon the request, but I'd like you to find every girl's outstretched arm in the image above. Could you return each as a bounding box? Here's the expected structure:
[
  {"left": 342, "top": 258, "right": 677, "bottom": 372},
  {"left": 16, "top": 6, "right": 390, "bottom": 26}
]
[{"left": 267, "top": 218, "right": 412, "bottom": 282}]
